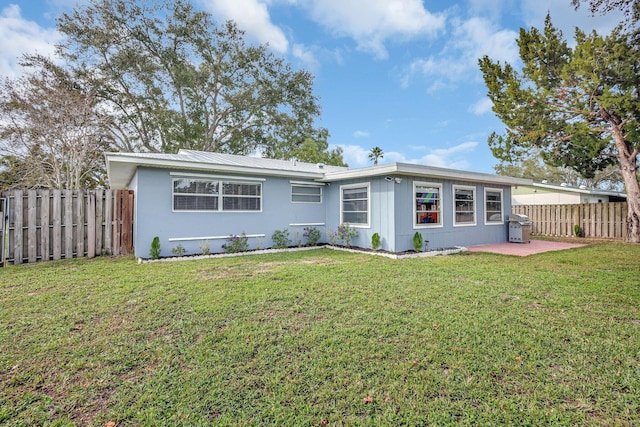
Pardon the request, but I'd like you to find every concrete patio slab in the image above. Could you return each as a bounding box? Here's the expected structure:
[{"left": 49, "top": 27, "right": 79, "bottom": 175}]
[{"left": 466, "top": 239, "right": 587, "bottom": 256}]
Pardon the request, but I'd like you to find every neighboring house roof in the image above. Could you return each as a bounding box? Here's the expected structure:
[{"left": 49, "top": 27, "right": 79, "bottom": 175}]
[
  {"left": 105, "top": 149, "right": 532, "bottom": 189},
  {"left": 516, "top": 181, "right": 627, "bottom": 199}
]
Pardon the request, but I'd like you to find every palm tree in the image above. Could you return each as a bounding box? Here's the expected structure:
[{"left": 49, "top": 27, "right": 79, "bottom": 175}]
[{"left": 368, "top": 146, "right": 384, "bottom": 166}]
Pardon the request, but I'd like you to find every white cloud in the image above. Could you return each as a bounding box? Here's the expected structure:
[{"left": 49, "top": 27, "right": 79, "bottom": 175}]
[
  {"left": 401, "top": 16, "right": 517, "bottom": 89},
  {"left": 298, "top": 0, "right": 445, "bottom": 59},
  {"left": 469, "top": 97, "right": 493, "bottom": 115},
  {"left": 292, "top": 43, "right": 319, "bottom": 70},
  {"left": 352, "top": 130, "right": 370, "bottom": 138},
  {"left": 337, "top": 141, "right": 478, "bottom": 169},
  {"left": 334, "top": 144, "right": 370, "bottom": 167},
  {"left": 0, "top": 4, "right": 60, "bottom": 78},
  {"left": 202, "top": 0, "right": 289, "bottom": 53}
]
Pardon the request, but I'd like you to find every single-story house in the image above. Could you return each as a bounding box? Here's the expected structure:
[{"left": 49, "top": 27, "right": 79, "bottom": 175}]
[
  {"left": 105, "top": 149, "right": 532, "bottom": 257},
  {"left": 512, "top": 181, "right": 627, "bottom": 205}
]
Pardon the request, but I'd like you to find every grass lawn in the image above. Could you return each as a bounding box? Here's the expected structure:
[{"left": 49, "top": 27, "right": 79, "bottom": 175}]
[{"left": 1, "top": 241, "right": 639, "bottom": 426}]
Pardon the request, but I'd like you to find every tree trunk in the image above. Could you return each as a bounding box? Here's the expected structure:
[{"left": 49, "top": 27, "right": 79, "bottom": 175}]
[{"left": 614, "top": 132, "right": 640, "bottom": 243}]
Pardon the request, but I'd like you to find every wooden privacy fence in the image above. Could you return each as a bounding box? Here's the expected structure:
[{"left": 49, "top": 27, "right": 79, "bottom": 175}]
[
  {"left": 512, "top": 202, "right": 628, "bottom": 240},
  {"left": 0, "top": 189, "right": 134, "bottom": 266}
]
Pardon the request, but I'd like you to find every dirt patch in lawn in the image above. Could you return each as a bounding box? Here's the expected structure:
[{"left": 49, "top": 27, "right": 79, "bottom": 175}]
[{"left": 197, "top": 257, "right": 340, "bottom": 280}]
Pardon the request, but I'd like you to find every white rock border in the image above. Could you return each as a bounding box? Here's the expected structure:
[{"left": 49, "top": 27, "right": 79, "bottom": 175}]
[{"left": 137, "top": 244, "right": 468, "bottom": 264}]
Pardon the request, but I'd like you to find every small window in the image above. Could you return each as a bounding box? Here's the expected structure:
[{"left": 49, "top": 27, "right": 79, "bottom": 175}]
[
  {"left": 453, "top": 185, "right": 476, "bottom": 226},
  {"left": 414, "top": 182, "right": 442, "bottom": 227},
  {"left": 291, "top": 185, "right": 322, "bottom": 203},
  {"left": 485, "top": 188, "right": 503, "bottom": 224},
  {"left": 341, "top": 183, "right": 369, "bottom": 227},
  {"left": 222, "top": 182, "right": 261, "bottom": 211}
]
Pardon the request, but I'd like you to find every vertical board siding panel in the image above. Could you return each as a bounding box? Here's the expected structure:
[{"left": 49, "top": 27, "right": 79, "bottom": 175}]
[
  {"left": 64, "top": 190, "right": 74, "bottom": 259},
  {"left": 104, "top": 191, "right": 113, "bottom": 255},
  {"left": 52, "top": 190, "right": 62, "bottom": 260},
  {"left": 87, "top": 191, "right": 96, "bottom": 258},
  {"left": 95, "top": 190, "right": 104, "bottom": 255},
  {"left": 41, "top": 190, "right": 50, "bottom": 261},
  {"left": 13, "top": 191, "right": 23, "bottom": 264},
  {"left": 28, "top": 191, "right": 37, "bottom": 263},
  {"left": 75, "top": 191, "right": 84, "bottom": 258},
  {"left": 112, "top": 191, "right": 120, "bottom": 256}
]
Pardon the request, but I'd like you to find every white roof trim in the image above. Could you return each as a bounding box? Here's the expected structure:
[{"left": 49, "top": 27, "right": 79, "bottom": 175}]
[
  {"left": 105, "top": 151, "right": 532, "bottom": 189},
  {"left": 321, "top": 163, "right": 532, "bottom": 186},
  {"left": 531, "top": 182, "right": 627, "bottom": 197}
]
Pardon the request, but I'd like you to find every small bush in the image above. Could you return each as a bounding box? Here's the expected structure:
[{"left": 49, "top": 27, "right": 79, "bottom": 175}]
[
  {"left": 371, "top": 232, "right": 381, "bottom": 250},
  {"left": 304, "top": 226, "right": 321, "bottom": 246},
  {"left": 337, "top": 223, "right": 358, "bottom": 247},
  {"left": 172, "top": 244, "right": 186, "bottom": 257},
  {"left": 199, "top": 240, "right": 211, "bottom": 255},
  {"left": 149, "top": 236, "right": 161, "bottom": 259},
  {"left": 271, "top": 229, "right": 292, "bottom": 249},
  {"left": 222, "top": 233, "right": 249, "bottom": 253},
  {"left": 413, "top": 232, "right": 423, "bottom": 252},
  {"left": 574, "top": 224, "right": 584, "bottom": 237}
]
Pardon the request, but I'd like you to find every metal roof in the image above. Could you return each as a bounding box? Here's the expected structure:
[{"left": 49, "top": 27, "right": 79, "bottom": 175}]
[
  {"left": 531, "top": 181, "right": 627, "bottom": 198},
  {"left": 105, "top": 149, "right": 532, "bottom": 189},
  {"left": 105, "top": 149, "right": 347, "bottom": 188}
]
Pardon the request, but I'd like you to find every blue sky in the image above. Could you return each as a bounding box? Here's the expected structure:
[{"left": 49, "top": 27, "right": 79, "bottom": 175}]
[{"left": 0, "top": 0, "right": 624, "bottom": 173}]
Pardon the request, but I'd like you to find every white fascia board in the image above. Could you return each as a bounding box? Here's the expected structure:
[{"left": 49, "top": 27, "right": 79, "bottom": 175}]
[
  {"left": 532, "top": 182, "right": 627, "bottom": 197},
  {"left": 320, "top": 162, "right": 532, "bottom": 186},
  {"left": 105, "top": 153, "right": 326, "bottom": 189}
]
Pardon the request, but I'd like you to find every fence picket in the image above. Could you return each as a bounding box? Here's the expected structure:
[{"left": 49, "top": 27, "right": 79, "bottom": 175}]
[
  {"left": 513, "top": 202, "right": 628, "bottom": 240},
  {"left": 0, "top": 189, "right": 133, "bottom": 265}
]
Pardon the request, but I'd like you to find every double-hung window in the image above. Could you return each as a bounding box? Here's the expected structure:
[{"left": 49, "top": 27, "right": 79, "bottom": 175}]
[
  {"left": 414, "top": 182, "right": 442, "bottom": 227},
  {"left": 173, "top": 178, "right": 261, "bottom": 211},
  {"left": 340, "top": 183, "right": 369, "bottom": 227},
  {"left": 453, "top": 185, "right": 476, "bottom": 226},
  {"left": 485, "top": 188, "right": 504, "bottom": 224}
]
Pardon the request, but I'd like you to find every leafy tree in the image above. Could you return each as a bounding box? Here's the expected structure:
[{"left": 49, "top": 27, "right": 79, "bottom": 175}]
[
  {"left": 479, "top": 15, "right": 640, "bottom": 242},
  {"left": 368, "top": 146, "right": 384, "bottom": 166},
  {"left": 56, "top": 0, "right": 327, "bottom": 157},
  {"left": 495, "top": 153, "right": 624, "bottom": 190},
  {"left": 287, "top": 129, "right": 346, "bottom": 166},
  {"left": 0, "top": 56, "right": 112, "bottom": 189}
]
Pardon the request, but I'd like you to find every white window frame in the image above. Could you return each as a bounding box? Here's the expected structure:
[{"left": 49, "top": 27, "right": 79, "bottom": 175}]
[
  {"left": 291, "top": 183, "right": 323, "bottom": 204},
  {"left": 484, "top": 187, "right": 504, "bottom": 225},
  {"left": 452, "top": 185, "right": 476, "bottom": 227},
  {"left": 172, "top": 177, "right": 262, "bottom": 212},
  {"left": 340, "top": 182, "right": 370, "bottom": 228},
  {"left": 413, "top": 181, "right": 443, "bottom": 229}
]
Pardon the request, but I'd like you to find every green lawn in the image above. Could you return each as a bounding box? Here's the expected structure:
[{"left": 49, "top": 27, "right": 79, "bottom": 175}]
[{"left": 1, "top": 241, "right": 639, "bottom": 426}]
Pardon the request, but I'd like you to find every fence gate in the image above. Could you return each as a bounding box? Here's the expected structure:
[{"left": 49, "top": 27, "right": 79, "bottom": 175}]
[{"left": 0, "top": 197, "right": 7, "bottom": 266}]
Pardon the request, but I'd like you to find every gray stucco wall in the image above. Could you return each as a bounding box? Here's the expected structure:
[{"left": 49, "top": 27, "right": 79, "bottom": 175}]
[
  {"left": 131, "top": 167, "right": 514, "bottom": 257},
  {"left": 325, "top": 176, "right": 513, "bottom": 252},
  {"left": 132, "top": 167, "right": 327, "bottom": 257}
]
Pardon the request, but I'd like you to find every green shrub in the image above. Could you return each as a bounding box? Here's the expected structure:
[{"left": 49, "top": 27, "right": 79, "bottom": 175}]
[
  {"left": 199, "top": 240, "right": 211, "bottom": 255},
  {"left": 574, "top": 224, "right": 584, "bottom": 237},
  {"left": 172, "top": 244, "right": 186, "bottom": 257},
  {"left": 371, "top": 232, "right": 381, "bottom": 250},
  {"left": 303, "top": 226, "right": 321, "bottom": 246},
  {"left": 271, "top": 229, "right": 291, "bottom": 249},
  {"left": 149, "top": 236, "right": 161, "bottom": 259},
  {"left": 222, "top": 233, "right": 249, "bottom": 253},
  {"left": 337, "top": 223, "right": 358, "bottom": 247},
  {"left": 413, "top": 232, "right": 423, "bottom": 252}
]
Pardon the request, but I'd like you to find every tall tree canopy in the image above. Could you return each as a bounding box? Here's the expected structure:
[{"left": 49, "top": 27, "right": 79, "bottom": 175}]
[
  {"left": 0, "top": 56, "right": 112, "bottom": 190},
  {"left": 479, "top": 15, "right": 640, "bottom": 242},
  {"left": 56, "top": 0, "right": 333, "bottom": 159}
]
